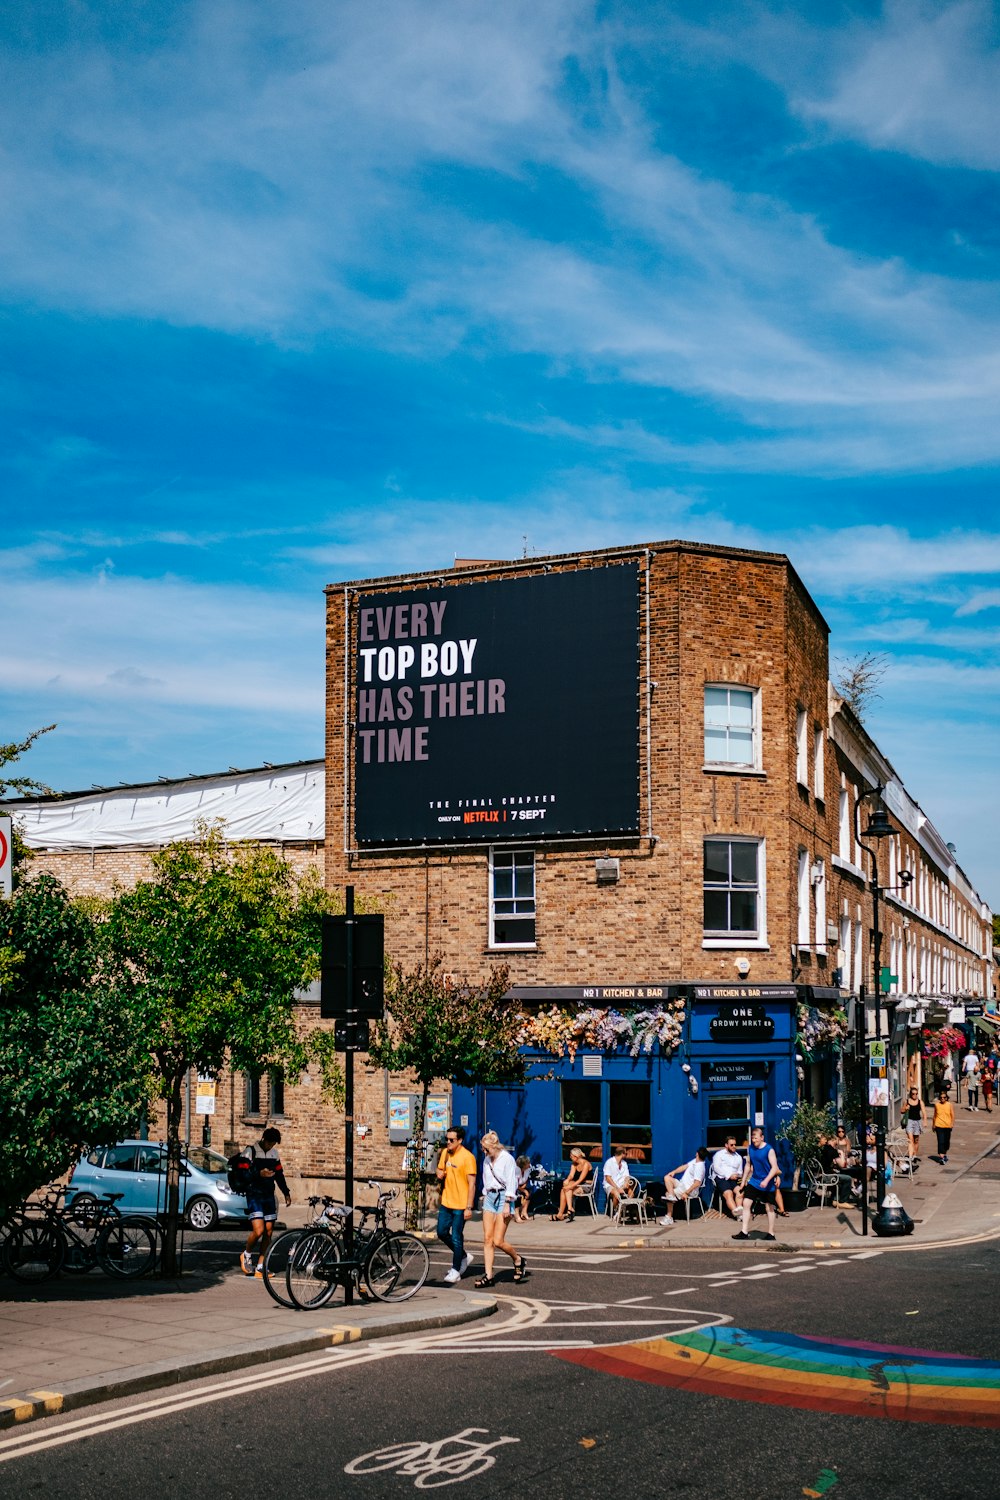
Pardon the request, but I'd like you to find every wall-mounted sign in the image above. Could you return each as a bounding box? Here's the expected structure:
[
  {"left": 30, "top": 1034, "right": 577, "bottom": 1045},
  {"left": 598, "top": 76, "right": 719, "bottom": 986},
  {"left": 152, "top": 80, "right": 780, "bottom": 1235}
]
[
  {"left": 694, "top": 985, "right": 797, "bottom": 1002},
  {"left": 706, "top": 1062, "right": 768, "bottom": 1086},
  {"left": 709, "top": 1004, "right": 775, "bottom": 1043},
  {"left": 195, "top": 1078, "right": 216, "bottom": 1117},
  {"left": 352, "top": 563, "right": 640, "bottom": 845}
]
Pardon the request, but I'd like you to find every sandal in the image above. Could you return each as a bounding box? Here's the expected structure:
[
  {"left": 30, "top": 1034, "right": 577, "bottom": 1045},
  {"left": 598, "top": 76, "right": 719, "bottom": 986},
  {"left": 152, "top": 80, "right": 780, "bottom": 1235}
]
[
  {"left": 565, "top": 1212, "right": 575, "bottom": 1223},
  {"left": 474, "top": 1274, "right": 496, "bottom": 1288},
  {"left": 549, "top": 1214, "right": 565, "bottom": 1222},
  {"left": 513, "top": 1257, "right": 529, "bottom": 1283}
]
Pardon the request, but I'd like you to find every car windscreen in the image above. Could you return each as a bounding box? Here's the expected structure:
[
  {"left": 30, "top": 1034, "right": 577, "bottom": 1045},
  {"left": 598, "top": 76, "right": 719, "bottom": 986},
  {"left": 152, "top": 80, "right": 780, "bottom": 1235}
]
[{"left": 185, "top": 1147, "right": 229, "bottom": 1175}]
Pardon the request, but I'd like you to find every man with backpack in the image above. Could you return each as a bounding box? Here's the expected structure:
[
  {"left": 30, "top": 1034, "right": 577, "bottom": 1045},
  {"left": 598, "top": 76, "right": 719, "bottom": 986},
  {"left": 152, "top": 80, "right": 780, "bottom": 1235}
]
[{"left": 239, "top": 1127, "right": 292, "bottom": 1278}]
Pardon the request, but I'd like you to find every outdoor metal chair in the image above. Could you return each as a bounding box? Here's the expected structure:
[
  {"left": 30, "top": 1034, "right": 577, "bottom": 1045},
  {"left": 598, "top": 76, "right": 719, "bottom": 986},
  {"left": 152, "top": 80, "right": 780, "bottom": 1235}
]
[
  {"left": 572, "top": 1175, "right": 599, "bottom": 1217},
  {"left": 805, "top": 1158, "right": 840, "bottom": 1209},
  {"left": 614, "top": 1176, "right": 648, "bottom": 1226}
]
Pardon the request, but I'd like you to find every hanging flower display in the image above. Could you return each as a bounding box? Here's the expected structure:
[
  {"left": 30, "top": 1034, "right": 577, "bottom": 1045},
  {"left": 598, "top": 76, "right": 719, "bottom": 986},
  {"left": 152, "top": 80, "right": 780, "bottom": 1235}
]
[
  {"left": 795, "top": 1002, "right": 850, "bottom": 1059},
  {"left": 922, "top": 1025, "right": 966, "bottom": 1058},
  {"left": 518, "top": 1001, "right": 686, "bottom": 1060}
]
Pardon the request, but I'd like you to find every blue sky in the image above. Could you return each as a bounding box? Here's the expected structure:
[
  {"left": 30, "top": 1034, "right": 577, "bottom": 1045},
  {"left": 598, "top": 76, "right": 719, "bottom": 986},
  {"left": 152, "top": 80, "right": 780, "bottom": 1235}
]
[{"left": 2, "top": 0, "right": 998, "bottom": 905}]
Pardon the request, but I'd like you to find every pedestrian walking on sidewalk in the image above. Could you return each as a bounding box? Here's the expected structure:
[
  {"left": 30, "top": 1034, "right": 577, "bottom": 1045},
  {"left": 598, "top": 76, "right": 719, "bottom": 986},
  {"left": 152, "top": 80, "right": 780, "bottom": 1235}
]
[
  {"left": 964, "top": 1051, "right": 981, "bottom": 1111},
  {"left": 475, "top": 1131, "right": 527, "bottom": 1288},
  {"left": 435, "top": 1125, "right": 477, "bottom": 1284},
  {"left": 240, "top": 1127, "right": 291, "bottom": 1278},
  {"left": 932, "top": 1091, "right": 955, "bottom": 1164},
  {"left": 732, "top": 1127, "right": 779, "bottom": 1241},
  {"left": 983, "top": 1062, "right": 995, "bottom": 1114},
  {"left": 905, "top": 1088, "right": 926, "bottom": 1162}
]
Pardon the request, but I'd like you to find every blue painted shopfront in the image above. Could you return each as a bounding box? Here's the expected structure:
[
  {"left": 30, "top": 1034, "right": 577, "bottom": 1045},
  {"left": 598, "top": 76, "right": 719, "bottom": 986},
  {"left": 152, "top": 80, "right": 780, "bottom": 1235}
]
[{"left": 451, "top": 984, "right": 809, "bottom": 1186}]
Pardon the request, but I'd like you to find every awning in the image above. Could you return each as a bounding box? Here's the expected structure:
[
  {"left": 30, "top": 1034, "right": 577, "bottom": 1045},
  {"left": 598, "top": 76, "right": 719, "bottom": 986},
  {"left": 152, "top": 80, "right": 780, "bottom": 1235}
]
[{"left": 972, "top": 1015, "right": 999, "bottom": 1035}]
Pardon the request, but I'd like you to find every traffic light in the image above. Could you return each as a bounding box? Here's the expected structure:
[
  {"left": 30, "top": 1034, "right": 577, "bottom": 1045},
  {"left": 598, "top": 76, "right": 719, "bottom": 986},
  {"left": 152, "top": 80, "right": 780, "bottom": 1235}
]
[{"left": 320, "top": 913, "right": 385, "bottom": 1018}]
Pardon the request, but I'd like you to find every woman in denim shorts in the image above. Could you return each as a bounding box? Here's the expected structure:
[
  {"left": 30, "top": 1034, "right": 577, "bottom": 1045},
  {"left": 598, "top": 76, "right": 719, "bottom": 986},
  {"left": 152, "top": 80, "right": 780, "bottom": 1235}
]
[{"left": 475, "top": 1131, "right": 528, "bottom": 1288}]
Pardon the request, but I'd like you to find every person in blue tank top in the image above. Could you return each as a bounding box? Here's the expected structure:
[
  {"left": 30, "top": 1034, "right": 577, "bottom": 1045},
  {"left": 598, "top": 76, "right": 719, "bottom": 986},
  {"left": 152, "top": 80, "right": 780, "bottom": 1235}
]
[{"left": 732, "top": 1126, "right": 779, "bottom": 1242}]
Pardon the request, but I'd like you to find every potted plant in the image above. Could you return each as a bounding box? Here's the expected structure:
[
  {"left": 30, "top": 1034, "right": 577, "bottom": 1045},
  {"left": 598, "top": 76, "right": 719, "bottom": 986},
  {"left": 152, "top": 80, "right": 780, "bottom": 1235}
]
[{"left": 776, "top": 1101, "right": 837, "bottom": 1210}]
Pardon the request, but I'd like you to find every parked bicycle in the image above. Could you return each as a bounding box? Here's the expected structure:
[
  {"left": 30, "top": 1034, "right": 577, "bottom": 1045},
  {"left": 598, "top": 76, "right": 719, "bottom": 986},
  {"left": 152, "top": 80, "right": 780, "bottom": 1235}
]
[
  {"left": 260, "top": 1195, "right": 351, "bottom": 1308},
  {"left": 285, "top": 1182, "right": 429, "bottom": 1308},
  {"left": 2, "top": 1185, "right": 160, "bottom": 1283}
]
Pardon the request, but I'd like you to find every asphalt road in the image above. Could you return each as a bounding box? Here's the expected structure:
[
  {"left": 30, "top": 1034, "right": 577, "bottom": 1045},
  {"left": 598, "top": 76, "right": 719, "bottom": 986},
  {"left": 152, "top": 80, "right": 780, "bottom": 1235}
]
[{"left": 3, "top": 1237, "right": 998, "bottom": 1500}]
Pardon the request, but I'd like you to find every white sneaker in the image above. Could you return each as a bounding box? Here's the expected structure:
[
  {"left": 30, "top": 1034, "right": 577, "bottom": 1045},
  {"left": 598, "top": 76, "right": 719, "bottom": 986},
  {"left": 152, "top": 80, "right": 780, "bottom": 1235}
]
[
  {"left": 459, "top": 1252, "right": 472, "bottom": 1276},
  {"left": 657, "top": 1217, "right": 674, "bottom": 1228},
  {"left": 443, "top": 1268, "right": 461, "bottom": 1284}
]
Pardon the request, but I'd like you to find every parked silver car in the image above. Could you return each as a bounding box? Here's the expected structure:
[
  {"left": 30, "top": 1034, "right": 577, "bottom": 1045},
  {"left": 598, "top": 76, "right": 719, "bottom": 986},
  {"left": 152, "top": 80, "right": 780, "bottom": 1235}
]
[{"left": 68, "top": 1140, "right": 248, "bottom": 1230}]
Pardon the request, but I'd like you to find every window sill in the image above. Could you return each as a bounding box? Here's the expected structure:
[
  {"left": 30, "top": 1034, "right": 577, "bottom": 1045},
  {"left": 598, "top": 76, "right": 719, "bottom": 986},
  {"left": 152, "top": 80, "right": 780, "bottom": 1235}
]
[
  {"left": 703, "top": 765, "right": 766, "bottom": 777},
  {"left": 832, "top": 854, "right": 865, "bottom": 881},
  {"left": 702, "top": 939, "right": 771, "bottom": 950},
  {"left": 487, "top": 944, "right": 538, "bottom": 953}
]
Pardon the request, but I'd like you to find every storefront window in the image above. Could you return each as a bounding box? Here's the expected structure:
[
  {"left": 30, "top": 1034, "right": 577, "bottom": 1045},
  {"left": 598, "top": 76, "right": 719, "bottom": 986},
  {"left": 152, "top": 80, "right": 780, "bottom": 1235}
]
[
  {"left": 559, "top": 1080, "right": 652, "bottom": 1165},
  {"left": 609, "top": 1082, "right": 652, "bottom": 1164},
  {"left": 706, "top": 1093, "right": 752, "bottom": 1150},
  {"left": 560, "top": 1081, "right": 602, "bottom": 1162}
]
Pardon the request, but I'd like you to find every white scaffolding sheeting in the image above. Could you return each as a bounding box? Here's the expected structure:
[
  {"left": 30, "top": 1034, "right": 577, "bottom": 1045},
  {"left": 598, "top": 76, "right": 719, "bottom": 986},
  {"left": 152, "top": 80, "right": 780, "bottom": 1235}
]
[{"left": 5, "top": 762, "right": 325, "bottom": 850}]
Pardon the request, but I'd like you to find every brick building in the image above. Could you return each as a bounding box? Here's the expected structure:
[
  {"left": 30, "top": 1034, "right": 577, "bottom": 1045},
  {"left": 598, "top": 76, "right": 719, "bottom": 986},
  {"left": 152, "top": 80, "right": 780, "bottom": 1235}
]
[
  {"left": 324, "top": 538, "right": 994, "bottom": 1176},
  {"left": 6, "top": 537, "right": 993, "bottom": 1193}
]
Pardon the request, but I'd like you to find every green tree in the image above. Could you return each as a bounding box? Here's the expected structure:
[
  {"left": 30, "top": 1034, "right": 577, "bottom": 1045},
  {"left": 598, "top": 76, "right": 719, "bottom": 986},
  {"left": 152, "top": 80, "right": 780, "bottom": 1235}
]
[
  {"left": 369, "top": 958, "right": 522, "bottom": 1226},
  {"left": 0, "top": 873, "right": 151, "bottom": 1219},
  {"left": 105, "top": 823, "right": 342, "bottom": 1274},
  {"left": 0, "top": 722, "right": 55, "bottom": 874}
]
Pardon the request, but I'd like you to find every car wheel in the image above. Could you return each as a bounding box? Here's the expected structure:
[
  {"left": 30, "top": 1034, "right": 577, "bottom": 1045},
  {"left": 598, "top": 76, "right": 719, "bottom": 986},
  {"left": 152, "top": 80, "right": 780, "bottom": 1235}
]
[
  {"left": 185, "top": 1196, "right": 219, "bottom": 1232},
  {"left": 68, "top": 1193, "right": 98, "bottom": 1217}
]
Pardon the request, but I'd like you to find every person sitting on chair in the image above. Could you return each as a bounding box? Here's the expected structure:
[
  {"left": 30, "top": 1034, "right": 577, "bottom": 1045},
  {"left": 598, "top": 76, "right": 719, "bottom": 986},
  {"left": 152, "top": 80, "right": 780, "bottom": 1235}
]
[
  {"left": 602, "top": 1147, "right": 634, "bottom": 1213},
  {"left": 550, "top": 1147, "right": 591, "bottom": 1222},
  {"left": 658, "top": 1147, "right": 709, "bottom": 1229},
  {"left": 710, "top": 1138, "right": 744, "bottom": 1218}
]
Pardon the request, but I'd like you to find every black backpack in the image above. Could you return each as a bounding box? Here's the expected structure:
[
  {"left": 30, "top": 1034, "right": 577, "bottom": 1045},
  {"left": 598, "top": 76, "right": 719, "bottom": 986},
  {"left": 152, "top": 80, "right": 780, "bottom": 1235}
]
[{"left": 226, "top": 1148, "right": 258, "bottom": 1197}]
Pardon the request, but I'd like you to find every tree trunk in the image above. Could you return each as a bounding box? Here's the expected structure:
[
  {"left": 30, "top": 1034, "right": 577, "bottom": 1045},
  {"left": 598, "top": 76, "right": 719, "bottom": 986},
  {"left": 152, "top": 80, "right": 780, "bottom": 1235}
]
[
  {"left": 405, "top": 1082, "right": 430, "bottom": 1231},
  {"left": 160, "top": 1072, "right": 185, "bottom": 1277}
]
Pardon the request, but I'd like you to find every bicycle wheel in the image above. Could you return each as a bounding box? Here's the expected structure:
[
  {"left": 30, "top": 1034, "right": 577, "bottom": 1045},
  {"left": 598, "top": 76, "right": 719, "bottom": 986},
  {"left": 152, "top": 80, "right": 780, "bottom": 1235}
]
[
  {"left": 286, "top": 1229, "right": 341, "bottom": 1310},
  {"left": 98, "top": 1217, "right": 158, "bottom": 1278},
  {"left": 261, "top": 1227, "right": 306, "bottom": 1309},
  {"left": 5, "top": 1221, "right": 65, "bottom": 1282},
  {"left": 363, "top": 1231, "right": 429, "bottom": 1302}
]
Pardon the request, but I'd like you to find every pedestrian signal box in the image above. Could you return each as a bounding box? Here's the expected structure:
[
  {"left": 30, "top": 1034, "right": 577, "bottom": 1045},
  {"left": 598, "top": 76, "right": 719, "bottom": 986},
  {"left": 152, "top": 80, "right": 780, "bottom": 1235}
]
[{"left": 321, "top": 913, "right": 385, "bottom": 1019}]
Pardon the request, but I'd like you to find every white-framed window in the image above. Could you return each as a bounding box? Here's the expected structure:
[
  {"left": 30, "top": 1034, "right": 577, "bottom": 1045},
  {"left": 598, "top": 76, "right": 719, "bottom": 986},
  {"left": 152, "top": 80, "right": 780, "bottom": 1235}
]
[
  {"left": 489, "top": 848, "right": 536, "bottom": 947},
  {"left": 703, "top": 838, "right": 763, "bottom": 940},
  {"left": 813, "top": 857, "right": 826, "bottom": 954},
  {"left": 813, "top": 728, "right": 825, "bottom": 801},
  {"left": 839, "top": 914, "right": 850, "bottom": 985},
  {"left": 795, "top": 708, "right": 808, "bottom": 786},
  {"left": 838, "top": 780, "right": 851, "bottom": 860},
  {"left": 797, "top": 847, "right": 811, "bottom": 946},
  {"left": 704, "top": 684, "right": 760, "bottom": 769}
]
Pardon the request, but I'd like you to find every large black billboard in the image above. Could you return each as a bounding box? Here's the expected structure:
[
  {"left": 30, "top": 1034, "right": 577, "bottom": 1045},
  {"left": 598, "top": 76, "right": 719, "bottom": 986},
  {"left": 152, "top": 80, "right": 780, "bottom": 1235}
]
[{"left": 352, "top": 563, "right": 639, "bottom": 845}]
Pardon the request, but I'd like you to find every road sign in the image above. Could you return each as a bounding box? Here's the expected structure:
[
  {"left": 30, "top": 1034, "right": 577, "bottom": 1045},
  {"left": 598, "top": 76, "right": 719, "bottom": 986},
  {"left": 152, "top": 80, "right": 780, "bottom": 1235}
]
[
  {"left": 0, "top": 816, "right": 11, "bottom": 899},
  {"left": 867, "top": 1040, "right": 886, "bottom": 1065},
  {"left": 321, "top": 913, "right": 385, "bottom": 1018}
]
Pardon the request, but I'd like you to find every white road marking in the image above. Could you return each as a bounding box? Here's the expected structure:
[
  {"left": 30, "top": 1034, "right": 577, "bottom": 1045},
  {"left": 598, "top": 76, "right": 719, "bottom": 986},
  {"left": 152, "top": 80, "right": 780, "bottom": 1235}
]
[{"left": 737, "top": 1272, "right": 779, "bottom": 1280}]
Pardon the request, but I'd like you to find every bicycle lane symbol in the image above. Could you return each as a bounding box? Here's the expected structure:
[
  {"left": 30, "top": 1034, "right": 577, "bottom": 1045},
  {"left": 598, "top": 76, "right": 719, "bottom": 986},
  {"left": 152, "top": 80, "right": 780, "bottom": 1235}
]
[{"left": 344, "top": 1428, "right": 520, "bottom": 1489}]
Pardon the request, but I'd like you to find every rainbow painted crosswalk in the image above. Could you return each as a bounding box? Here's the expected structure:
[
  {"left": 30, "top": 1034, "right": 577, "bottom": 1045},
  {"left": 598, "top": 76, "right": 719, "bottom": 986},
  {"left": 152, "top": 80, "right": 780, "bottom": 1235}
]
[{"left": 556, "top": 1326, "right": 1000, "bottom": 1427}]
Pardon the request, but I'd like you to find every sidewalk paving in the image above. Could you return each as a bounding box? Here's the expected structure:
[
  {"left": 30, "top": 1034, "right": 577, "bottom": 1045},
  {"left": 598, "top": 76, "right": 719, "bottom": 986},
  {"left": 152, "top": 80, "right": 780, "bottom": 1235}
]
[
  {"left": 2, "top": 1107, "right": 997, "bottom": 1432},
  {"left": 0, "top": 1272, "right": 494, "bottom": 1431}
]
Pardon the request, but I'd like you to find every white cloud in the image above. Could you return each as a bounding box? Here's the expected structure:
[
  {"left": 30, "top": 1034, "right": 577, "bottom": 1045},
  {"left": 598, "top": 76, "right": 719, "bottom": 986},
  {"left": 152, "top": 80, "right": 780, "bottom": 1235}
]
[
  {"left": 1, "top": 2, "right": 999, "bottom": 474},
  {"left": 955, "top": 588, "right": 1000, "bottom": 617},
  {"left": 794, "top": 0, "right": 1000, "bottom": 171}
]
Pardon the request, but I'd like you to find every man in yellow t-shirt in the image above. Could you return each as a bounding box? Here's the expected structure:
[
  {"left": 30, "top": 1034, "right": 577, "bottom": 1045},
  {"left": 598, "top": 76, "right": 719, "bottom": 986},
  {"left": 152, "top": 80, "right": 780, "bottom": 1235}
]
[
  {"left": 932, "top": 1090, "right": 955, "bottom": 1163},
  {"left": 436, "top": 1125, "right": 478, "bottom": 1284}
]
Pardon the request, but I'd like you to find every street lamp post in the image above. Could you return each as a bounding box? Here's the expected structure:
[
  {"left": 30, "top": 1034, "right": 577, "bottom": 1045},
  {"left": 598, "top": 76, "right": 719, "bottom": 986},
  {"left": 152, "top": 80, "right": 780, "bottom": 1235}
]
[{"left": 855, "top": 782, "right": 893, "bottom": 1230}]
